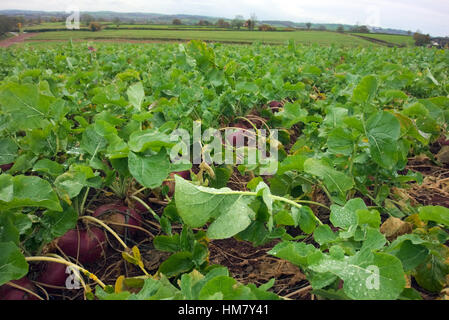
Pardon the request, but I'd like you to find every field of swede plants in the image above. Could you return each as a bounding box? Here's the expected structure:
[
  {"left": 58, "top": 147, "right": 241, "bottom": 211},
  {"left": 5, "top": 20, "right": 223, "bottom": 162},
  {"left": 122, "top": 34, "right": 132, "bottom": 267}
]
[{"left": 0, "top": 40, "right": 449, "bottom": 300}]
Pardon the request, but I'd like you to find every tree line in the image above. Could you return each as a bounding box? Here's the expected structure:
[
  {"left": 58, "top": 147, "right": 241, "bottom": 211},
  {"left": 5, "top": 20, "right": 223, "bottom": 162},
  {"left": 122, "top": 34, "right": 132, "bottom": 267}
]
[{"left": 0, "top": 15, "right": 24, "bottom": 36}]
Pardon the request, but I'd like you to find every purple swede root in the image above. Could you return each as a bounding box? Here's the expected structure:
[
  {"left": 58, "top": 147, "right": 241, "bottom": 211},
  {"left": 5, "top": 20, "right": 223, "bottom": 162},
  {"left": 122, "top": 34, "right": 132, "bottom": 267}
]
[
  {"left": 93, "top": 204, "right": 142, "bottom": 236},
  {"left": 57, "top": 227, "right": 107, "bottom": 264},
  {"left": 0, "top": 278, "right": 39, "bottom": 300},
  {"left": 163, "top": 171, "right": 191, "bottom": 197},
  {"left": 0, "top": 163, "right": 13, "bottom": 171},
  {"left": 36, "top": 262, "right": 69, "bottom": 289}
]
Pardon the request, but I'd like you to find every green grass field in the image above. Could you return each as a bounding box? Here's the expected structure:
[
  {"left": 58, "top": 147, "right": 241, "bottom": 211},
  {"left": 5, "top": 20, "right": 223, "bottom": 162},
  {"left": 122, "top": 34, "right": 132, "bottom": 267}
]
[
  {"left": 26, "top": 29, "right": 377, "bottom": 46},
  {"left": 351, "top": 33, "right": 414, "bottom": 46}
]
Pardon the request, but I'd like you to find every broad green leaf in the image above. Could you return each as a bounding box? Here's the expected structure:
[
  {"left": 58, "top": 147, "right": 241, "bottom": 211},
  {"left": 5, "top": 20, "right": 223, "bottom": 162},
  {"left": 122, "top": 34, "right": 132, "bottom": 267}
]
[
  {"left": 296, "top": 206, "right": 317, "bottom": 234},
  {"left": 128, "top": 129, "right": 174, "bottom": 153},
  {"left": 127, "top": 82, "right": 145, "bottom": 112},
  {"left": 418, "top": 206, "right": 449, "bottom": 227},
  {"left": 128, "top": 150, "right": 171, "bottom": 188},
  {"left": 414, "top": 253, "right": 449, "bottom": 292},
  {"left": 0, "top": 138, "right": 18, "bottom": 165},
  {"left": 0, "top": 83, "right": 51, "bottom": 128},
  {"left": 278, "top": 154, "right": 307, "bottom": 175},
  {"left": 80, "top": 125, "right": 108, "bottom": 156},
  {"left": 304, "top": 158, "right": 354, "bottom": 197},
  {"left": 198, "top": 276, "right": 254, "bottom": 300},
  {"left": 268, "top": 241, "right": 319, "bottom": 268},
  {"left": 357, "top": 209, "right": 381, "bottom": 229},
  {"left": 38, "top": 206, "right": 78, "bottom": 244},
  {"left": 352, "top": 75, "right": 378, "bottom": 104},
  {"left": 8, "top": 153, "right": 37, "bottom": 174},
  {"left": 256, "top": 182, "right": 273, "bottom": 231},
  {"left": 0, "top": 242, "right": 29, "bottom": 286},
  {"left": 153, "top": 235, "right": 181, "bottom": 253},
  {"left": 387, "top": 240, "right": 429, "bottom": 272},
  {"left": 32, "top": 159, "right": 64, "bottom": 177},
  {"left": 330, "top": 198, "right": 366, "bottom": 229},
  {"left": 54, "top": 165, "right": 95, "bottom": 200},
  {"left": 365, "top": 111, "right": 401, "bottom": 169},
  {"left": 310, "top": 252, "right": 406, "bottom": 300},
  {"left": 0, "top": 174, "right": 62, "bottom": 211},
  {"left": 0, "top": 213, "right": 19, "bottom": 244},
  {"left": 174, "top": 176, "right": 256, "bottom": 239},
  {"left": 313, "top": 224, "right": 338, "bottom": 245},
  {"left": 158, "top": 251, "right": 194, "bottom": 278},
  {"left": 327, "top": 128, "right": 354, "bottom": 156},
  {"left": 274, "top": 102, "right": 308, "bottom": 129}
]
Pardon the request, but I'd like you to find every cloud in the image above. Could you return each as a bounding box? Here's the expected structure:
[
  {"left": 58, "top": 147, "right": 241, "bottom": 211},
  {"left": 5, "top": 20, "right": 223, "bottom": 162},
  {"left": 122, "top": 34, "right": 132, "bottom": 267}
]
[{"left": 0, "top": 0, "right": 448, "bottom": 36}]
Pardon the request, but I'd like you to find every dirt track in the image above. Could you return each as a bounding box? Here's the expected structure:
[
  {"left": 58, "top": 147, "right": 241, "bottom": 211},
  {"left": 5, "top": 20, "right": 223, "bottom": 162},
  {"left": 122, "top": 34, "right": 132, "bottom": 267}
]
[{"left": 0, "top": 33, "right": 39, "bottom": 48}]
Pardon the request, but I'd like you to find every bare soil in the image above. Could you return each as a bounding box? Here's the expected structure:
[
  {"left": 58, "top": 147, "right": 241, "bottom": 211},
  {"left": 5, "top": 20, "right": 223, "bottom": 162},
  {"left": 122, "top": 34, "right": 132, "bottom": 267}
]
[{"left": 0, "top": 33, "right": 40, "bottom": 48}]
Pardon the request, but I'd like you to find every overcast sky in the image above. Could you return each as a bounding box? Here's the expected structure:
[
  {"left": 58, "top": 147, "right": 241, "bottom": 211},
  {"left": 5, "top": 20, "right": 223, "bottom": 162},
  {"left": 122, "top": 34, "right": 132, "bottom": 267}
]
[{"left": 1, "top": 0, "right": 448, "bottom": 36}]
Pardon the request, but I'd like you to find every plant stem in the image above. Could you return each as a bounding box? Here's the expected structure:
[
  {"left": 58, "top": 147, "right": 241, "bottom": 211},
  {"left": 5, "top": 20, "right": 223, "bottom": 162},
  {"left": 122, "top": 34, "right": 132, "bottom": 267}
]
[
  {"left": 80, "top": 215, "right": 129, "bottom": 250},
  {"left": 79, "top": 187, "right": 90, "bottom": 215},
  {"left": 217, "top": 190, "right": 324, "bottom": 225},
  {"left": 25, "top": 256, "right": 106, "bottom": 289},
  {"left": 6, "top": 281, "right": 45, "bottom": 300},
  {"left": 131, "top": 195, "right": 160, "bottom": 222},
  {"left": 271, "top": 195, "right": 323, "bottom": 225},
  {"left": 294, "top": 199, "right": 330, "bottom": 211}
]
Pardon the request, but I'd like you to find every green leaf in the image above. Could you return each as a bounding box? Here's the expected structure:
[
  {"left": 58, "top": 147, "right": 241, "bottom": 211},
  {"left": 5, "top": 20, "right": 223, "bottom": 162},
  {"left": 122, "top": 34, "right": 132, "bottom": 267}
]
[
  {"left": 278, "top": 154, "right": 307, "bottom": 175},
  {"left": 158, "top": 251, "right": 194, "bottom": 278},
  {"left": 296, "top": 206, "right": 317, "bottom": 234},
  {"left": 128, "top": 129, "right": 174, "bottom": 153},
  {"left": 274, "top": 102, "right": 308, "bottom": 129},
  {"left": 330, "top": 198, "right": 366, "bottom": 229},
  {"left": 310, "top": 252, "right": 406, "bottom": 300},
  {"left": 80, "top": 125, "right": 108, "bottom": 156},
  {"left": 127, "top": 82, "right": 145, "bottom": 112},
  {"left": 256, "top": 182, "right": 273, "bottom": 231},
  {"left": 39, "top": 205, "right": 78, "bottom": 243},
  {"left": 268, "top": 241, "right": 319, "bottom": 268},
  {"left": 0, "top": 242, "right": 29, "bottom": 287},
  {"left": 0, "top": 138, "right": 18, "bottom": 165},
  {"left": 174, "top": 176, "right": 256, "bottom": 239},
  {"left": 357, "top": 209, "right": 381, "bottom": 229},
  {"left": 304, "top": 158, "right": 354, "bottom": 197},
  {"left": 365, "top": 111, "right": 401, "bottom": 169},
  {"left": 153, "top": 234, "right": 181, "bottom": 252},
  {"left": 198, "top": 276, "right": 254, "bottom": 300},
  {"left": 387, "top": 240, "right": 429, "bottom": 272},
  {"left": 352, "top": 75, "right": 378, "bottom": 104},
  {"left": 418, "top": 206, "right": 449, "bottom": 227},
  {"left": 54, "top": 165, "right": 95, "bottom": 200},
  {"left": 32, "top": 159, "right": 64, "bottom": 177},
  {"left": 313, "top": 224, "right": 338, "bottom": 245},
  {"left": 128, "top": 150, "right": 171, "bottom": 189},
  {"left": 398, "top": 288, "right": 423, "bottom": 300},
  {"left": 0, "top": 83, "right": 51, "bottom": 128},
  {"left": 414, "top": 254, "right": 449, "bottom": 292},
  {"left": 0, "top": 174, "right": 62, "bottom": 211},
  {"left": 327, "top": 128, "right": 354, "bottom": 156},
  {"left": 0, "top": 212, "right": 19, "bottom": 244},
  {"left": 8, "top": 153, "right": 37, "bottom": 174}
]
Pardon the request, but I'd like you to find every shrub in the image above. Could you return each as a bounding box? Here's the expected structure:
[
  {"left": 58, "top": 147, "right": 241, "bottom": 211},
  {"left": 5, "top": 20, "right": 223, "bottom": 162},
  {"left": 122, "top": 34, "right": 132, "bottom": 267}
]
[
  {"left": 413, "top": 32, "right": 431, "bottom": 46},
  {"left": 88, "top": 22, "right": 102, "bottom": 32}
]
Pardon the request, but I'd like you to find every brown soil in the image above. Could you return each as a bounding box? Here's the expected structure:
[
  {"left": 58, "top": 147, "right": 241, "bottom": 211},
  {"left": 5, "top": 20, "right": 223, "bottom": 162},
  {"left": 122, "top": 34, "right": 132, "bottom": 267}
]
[
  {"left": 209, "top": 238, "right": 310, "bottom": 299},
  {"left": 0, "top": 33, "right": 40, "bottom": 48}
]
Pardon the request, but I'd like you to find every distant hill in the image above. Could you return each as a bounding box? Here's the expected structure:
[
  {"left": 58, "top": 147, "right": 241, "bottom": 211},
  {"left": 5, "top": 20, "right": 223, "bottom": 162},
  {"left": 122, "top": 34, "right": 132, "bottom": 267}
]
[{"left": 0, "top": 9, "right": 410, "bottom": 35}]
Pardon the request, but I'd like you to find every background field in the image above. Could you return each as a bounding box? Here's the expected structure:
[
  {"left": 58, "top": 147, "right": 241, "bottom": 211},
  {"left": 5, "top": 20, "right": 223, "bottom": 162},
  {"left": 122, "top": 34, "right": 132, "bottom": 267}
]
[
  {"left": 351, "top": 33, "right": 415, "bottom": 47},
  {"left": 26, "top": 29, "right": 378, "bottom": 46}
]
